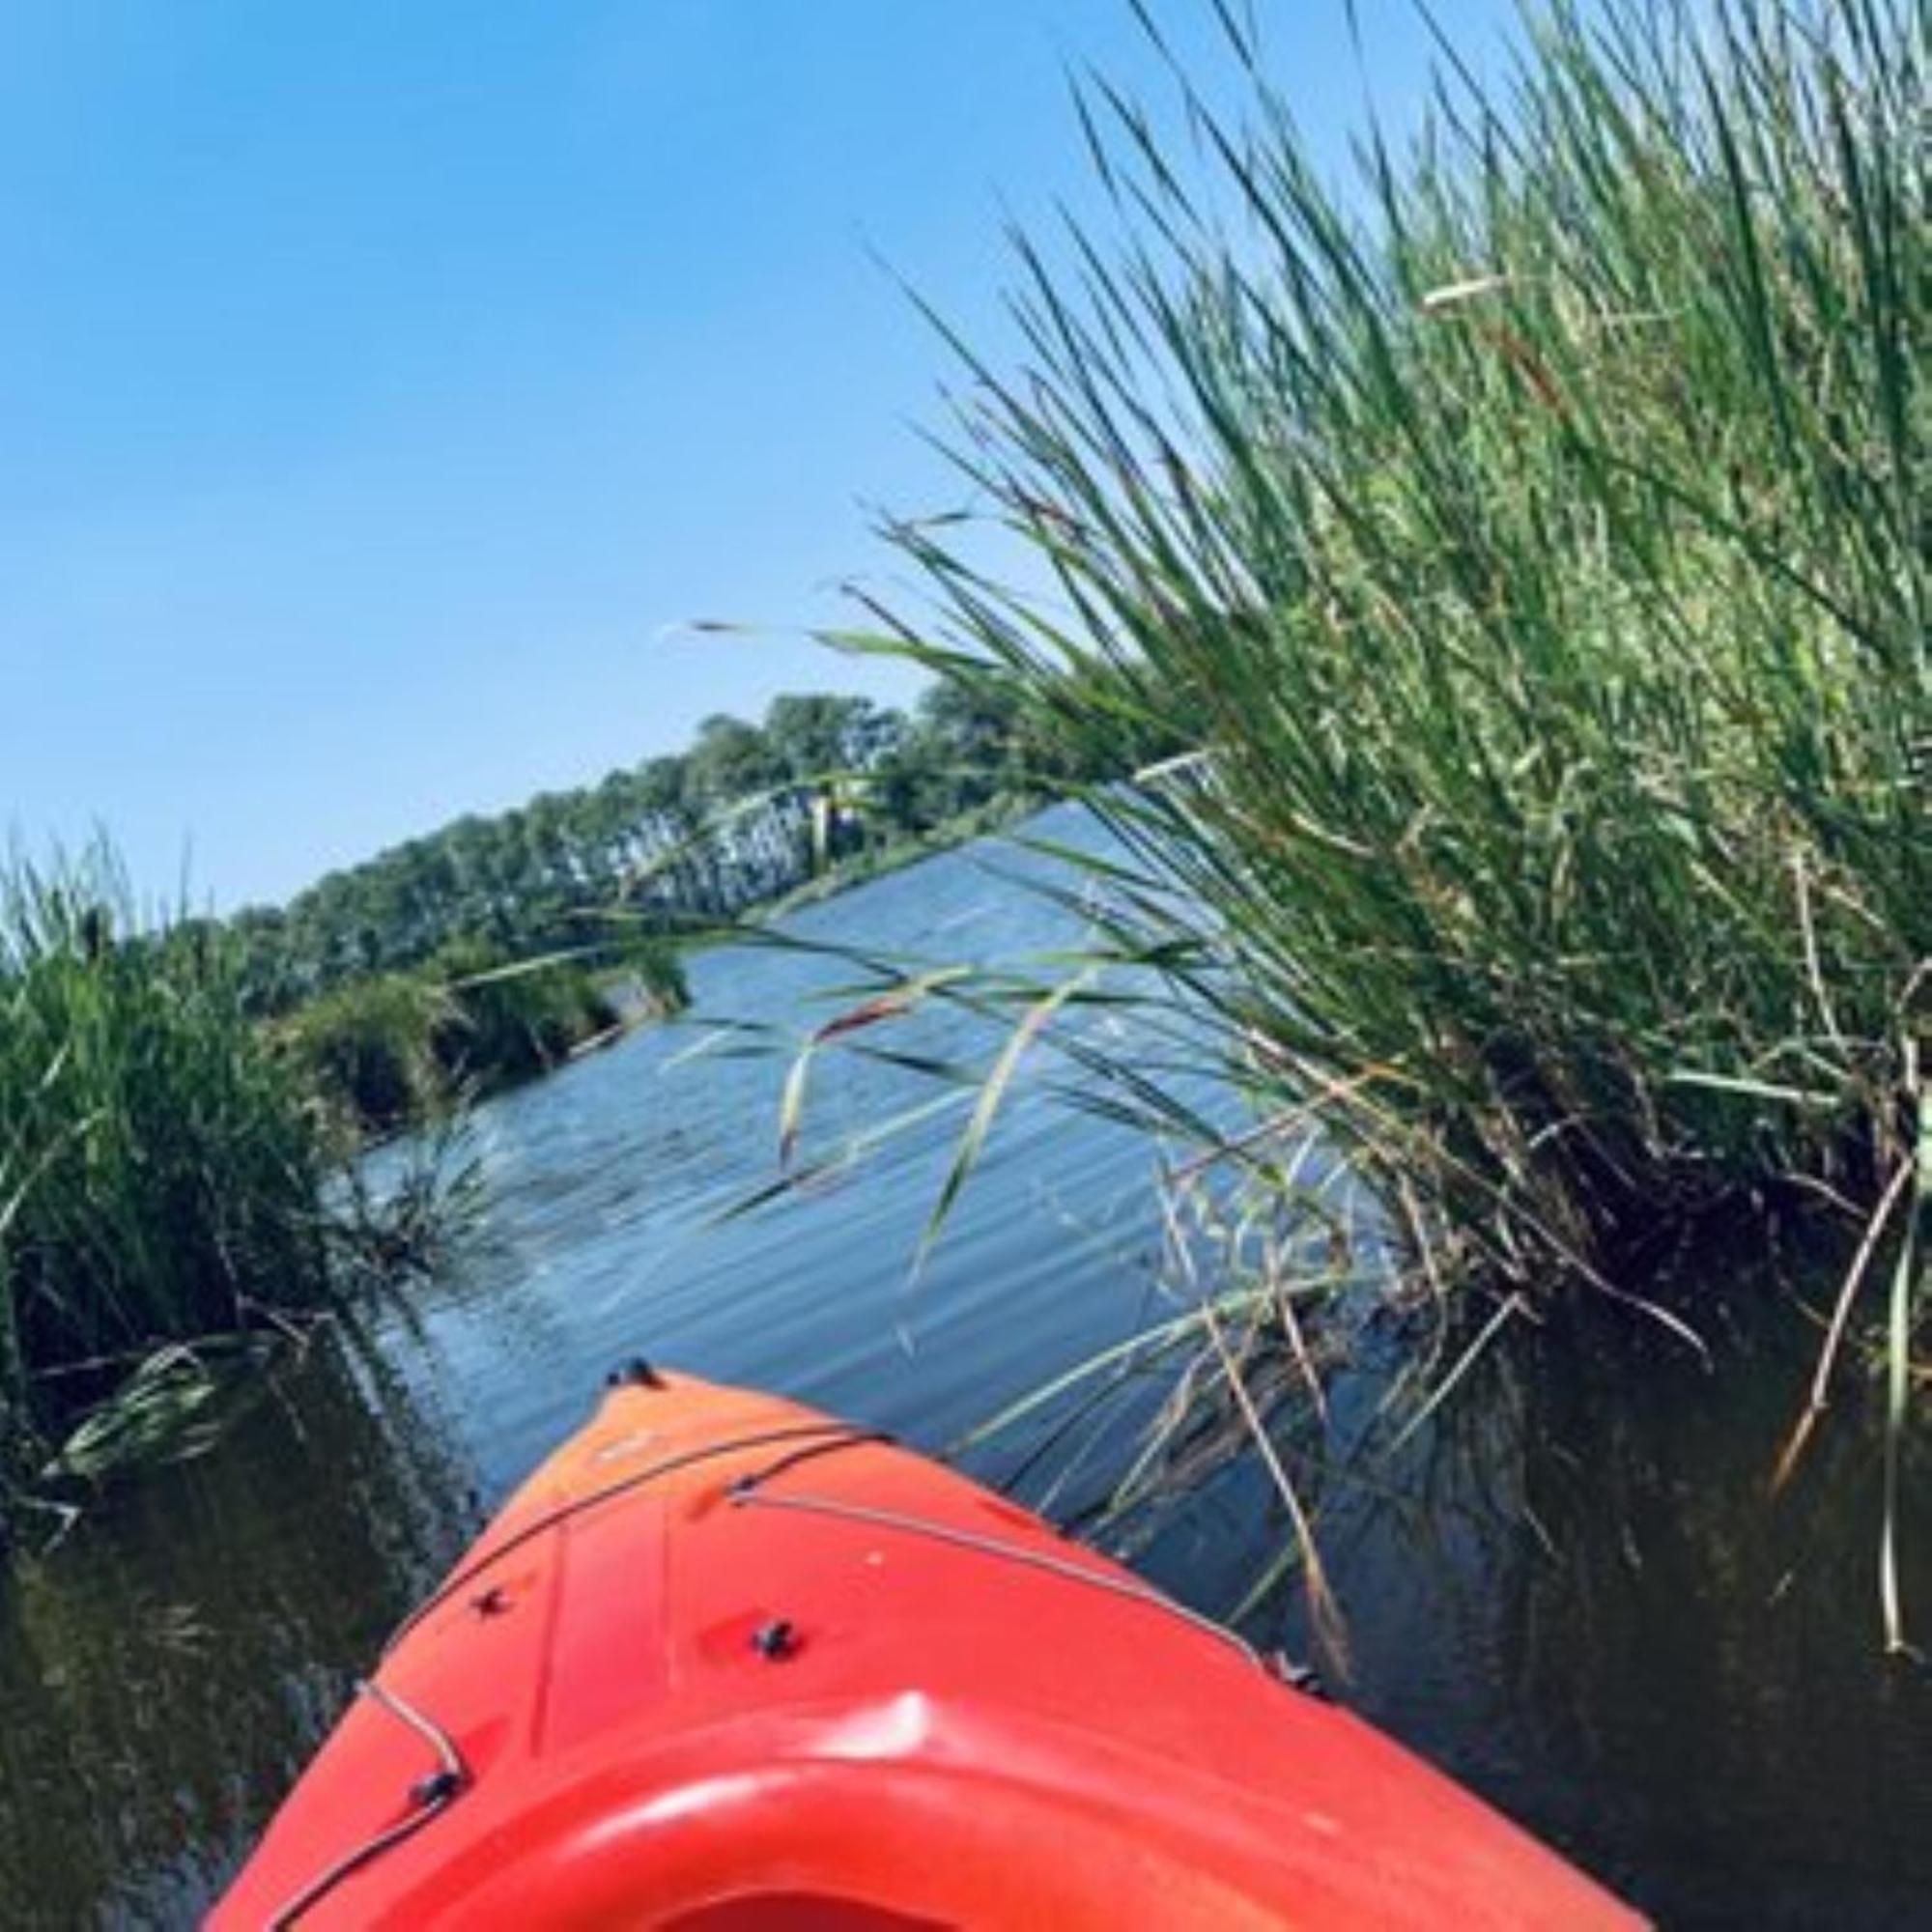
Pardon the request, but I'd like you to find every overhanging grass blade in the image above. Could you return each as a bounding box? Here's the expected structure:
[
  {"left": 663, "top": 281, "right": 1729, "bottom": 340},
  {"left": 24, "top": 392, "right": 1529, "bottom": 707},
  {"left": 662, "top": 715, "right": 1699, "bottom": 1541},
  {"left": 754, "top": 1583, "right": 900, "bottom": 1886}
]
[{"left": 914, "top": 969, "right": 1097, "bottom": 1277}]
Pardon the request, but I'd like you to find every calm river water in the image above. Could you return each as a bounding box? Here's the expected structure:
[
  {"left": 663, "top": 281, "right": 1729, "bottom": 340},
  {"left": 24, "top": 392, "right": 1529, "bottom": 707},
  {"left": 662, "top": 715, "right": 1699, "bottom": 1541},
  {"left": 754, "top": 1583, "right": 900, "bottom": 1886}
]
[{"left": 0, "top": 810, "right": 1924, "bottom": 1927}]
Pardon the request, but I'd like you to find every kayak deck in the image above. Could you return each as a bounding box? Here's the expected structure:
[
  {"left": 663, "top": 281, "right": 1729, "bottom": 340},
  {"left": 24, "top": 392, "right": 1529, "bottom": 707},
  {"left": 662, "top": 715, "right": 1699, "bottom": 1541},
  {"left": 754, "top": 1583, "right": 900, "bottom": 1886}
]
[{"left": 214, "top": 1368, "right": 1639, "bottom": 1928}]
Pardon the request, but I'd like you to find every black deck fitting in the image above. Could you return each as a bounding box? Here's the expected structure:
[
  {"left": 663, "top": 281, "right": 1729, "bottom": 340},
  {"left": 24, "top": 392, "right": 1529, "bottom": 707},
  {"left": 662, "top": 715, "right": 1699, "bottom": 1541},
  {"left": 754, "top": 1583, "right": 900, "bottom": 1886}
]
[{"left": 606, "top": 1356, "right": 666, "bottom": 1389}]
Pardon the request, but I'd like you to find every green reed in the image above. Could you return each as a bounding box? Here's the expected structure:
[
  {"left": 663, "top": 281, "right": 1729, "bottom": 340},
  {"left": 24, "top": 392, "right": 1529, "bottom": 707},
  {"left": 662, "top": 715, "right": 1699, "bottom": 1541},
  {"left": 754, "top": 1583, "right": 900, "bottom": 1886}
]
[
  {"left": 840, "top": 0, "right": 1926, "bottom": 1641},
  {"left": 0, "top": 845, "right": 337, "bottom": 1476}
]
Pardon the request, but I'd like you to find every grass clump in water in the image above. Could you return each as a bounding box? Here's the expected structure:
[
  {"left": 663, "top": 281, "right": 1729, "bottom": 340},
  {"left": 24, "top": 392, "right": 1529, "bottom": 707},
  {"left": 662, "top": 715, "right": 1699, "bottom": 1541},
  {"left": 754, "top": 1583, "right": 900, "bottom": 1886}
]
[
  {"left": 850, "top": 1, "right": 1926, "bottom": 1636},
  {"left": 279, "top": 933, "right": 689, "bottom": 1140}
]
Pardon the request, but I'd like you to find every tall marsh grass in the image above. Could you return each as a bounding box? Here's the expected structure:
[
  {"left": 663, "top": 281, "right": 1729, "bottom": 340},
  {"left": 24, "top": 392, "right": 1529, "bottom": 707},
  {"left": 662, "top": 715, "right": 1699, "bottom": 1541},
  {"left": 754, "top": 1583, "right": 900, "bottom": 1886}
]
[
  {"left": 851, "top": 0, "right": 1926, "bottom": 1640},
  {"left": 2, "top": 849, "right": 346, "bottom": 1494}
]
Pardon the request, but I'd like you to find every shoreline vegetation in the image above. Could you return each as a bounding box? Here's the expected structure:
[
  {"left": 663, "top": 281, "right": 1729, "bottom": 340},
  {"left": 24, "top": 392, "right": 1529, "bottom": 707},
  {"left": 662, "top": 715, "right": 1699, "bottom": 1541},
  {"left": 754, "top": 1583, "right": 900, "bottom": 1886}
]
[
  {"left": 0, "top": 850, "right": 344, "bottom": 1510},
  {"left": 0, "top": 682, "right": 1151, "bottom": 1520},
  {"left": 247, "top": 681, "right": 1147, "bottom": 1135},
  {"left": 825, "top": 0, "right": 1925, "bottom": 1648}
]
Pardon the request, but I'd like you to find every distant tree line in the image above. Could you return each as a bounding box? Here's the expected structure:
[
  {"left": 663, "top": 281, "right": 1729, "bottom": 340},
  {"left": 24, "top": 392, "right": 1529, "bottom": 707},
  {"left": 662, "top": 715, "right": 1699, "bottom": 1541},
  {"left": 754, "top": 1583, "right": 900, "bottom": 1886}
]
[{"left": 227, "top": 678, "right": 1169, "bottom": 1014}]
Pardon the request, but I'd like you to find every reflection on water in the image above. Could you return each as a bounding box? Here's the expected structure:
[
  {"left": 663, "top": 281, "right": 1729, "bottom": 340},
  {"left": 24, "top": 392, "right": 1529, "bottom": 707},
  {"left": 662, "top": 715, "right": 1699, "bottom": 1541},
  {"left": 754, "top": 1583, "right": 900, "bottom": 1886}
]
[
  {"left": 0, "top": 810, "right": 1924, "bottom": 1927},
  {"left": 1474, "top": 1303, "right": 1930, "bottom": 1926},
  {"left": 0, "top": 1335, "right": 478, "bottom": 1926}
]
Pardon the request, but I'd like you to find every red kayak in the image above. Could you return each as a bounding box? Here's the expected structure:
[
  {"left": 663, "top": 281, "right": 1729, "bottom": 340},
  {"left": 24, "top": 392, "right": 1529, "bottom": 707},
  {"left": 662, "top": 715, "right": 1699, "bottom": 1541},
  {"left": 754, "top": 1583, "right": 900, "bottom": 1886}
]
[{"left": 213, "top": 1365, "right": 1640, "bottom": 1928}]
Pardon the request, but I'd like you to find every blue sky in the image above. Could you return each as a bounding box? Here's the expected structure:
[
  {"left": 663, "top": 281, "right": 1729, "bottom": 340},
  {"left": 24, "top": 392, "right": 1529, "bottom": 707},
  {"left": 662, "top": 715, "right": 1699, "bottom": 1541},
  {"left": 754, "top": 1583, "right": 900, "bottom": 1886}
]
[{"left": 0, "top": 0, "right": 1515, "bottom": 909}]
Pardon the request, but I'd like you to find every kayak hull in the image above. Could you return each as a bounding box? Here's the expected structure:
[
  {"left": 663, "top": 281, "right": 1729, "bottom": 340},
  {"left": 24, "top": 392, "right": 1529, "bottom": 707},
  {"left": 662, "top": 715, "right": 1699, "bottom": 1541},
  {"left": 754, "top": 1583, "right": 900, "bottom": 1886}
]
[{"left": 213, "top": 1369, "right": 1639, "bottom": 1928}]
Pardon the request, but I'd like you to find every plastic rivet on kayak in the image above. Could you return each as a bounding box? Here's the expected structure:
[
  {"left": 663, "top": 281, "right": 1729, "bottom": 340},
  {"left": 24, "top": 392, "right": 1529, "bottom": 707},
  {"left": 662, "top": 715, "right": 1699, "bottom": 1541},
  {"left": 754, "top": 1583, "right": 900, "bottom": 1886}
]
[
  {"left": 750, "top": 1618, "right": 798, "bottom": 1661},
  {"left": 411, "top": 1770, "right": 463, "bottom": 1808},
  {"left": 1266, "top": 1653, "right": 1326, "bottom": 1698}
]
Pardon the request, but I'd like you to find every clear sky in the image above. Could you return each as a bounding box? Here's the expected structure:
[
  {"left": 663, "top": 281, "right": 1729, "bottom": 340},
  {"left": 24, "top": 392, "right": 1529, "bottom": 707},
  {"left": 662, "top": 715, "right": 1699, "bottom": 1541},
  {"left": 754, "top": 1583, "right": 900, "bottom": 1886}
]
[{"left": 0, "top": 0, "right": 1515, "bottom": 910}]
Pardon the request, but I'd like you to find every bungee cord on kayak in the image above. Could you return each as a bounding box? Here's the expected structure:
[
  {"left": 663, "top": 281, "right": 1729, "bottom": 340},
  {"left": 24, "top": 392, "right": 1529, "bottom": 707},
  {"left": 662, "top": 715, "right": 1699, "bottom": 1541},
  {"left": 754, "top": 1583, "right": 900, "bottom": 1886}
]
[
  {"left": 267, "top": 1678, "right": 470, "bottom": 1932},
  {"left": 725, "top": 1479, "right": 1268, "bottom": 1674},
  {"left": 382, "top": 1418, "right": 883, "bottom": 1657}
]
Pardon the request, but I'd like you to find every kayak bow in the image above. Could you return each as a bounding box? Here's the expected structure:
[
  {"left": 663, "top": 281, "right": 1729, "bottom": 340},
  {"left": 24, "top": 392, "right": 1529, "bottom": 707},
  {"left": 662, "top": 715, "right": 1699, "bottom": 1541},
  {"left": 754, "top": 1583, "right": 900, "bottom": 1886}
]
[{"left": 213, "top": 1365, "right": 1640, "bottom": 1929}]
